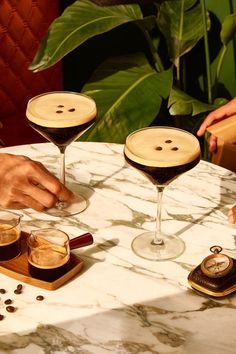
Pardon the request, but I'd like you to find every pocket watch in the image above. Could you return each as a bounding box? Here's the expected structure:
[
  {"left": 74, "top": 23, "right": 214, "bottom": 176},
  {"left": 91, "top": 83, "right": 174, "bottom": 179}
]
[
  {"left": 200, "top": 246, "right": 233, "bottom": 278},
  {"left": 188, "top": 246, "right": 236, "bottom": 297}
]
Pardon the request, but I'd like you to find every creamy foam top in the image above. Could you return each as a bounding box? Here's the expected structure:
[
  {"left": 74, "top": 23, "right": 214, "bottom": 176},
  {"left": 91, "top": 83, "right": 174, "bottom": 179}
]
[
  {"left": 0, "top": 224, "right": 20, "bottom": 246},
  {"left": 124, "top": 127, "right": 200, "bottom": 167},
  {"left": 28, "top": 235, "right": 69, "bottom": 269},
  {"left": 26, "top": 92, "right": 97, "bottom": 128}
]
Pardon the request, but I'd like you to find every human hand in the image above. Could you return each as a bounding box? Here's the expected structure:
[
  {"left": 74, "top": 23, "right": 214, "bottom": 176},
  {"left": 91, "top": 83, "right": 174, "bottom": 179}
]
[
  {"left": 197, "top": 98, "right": 236, "bottom": 153},
  {"left": 228, "top": 205, "right": 236, "bottom": 224},
  {"left": 0, "top": 153, "right": 74, "bottom": 211}
]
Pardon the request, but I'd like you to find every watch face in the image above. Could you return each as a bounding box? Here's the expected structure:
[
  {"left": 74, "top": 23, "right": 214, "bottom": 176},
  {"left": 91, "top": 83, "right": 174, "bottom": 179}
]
[{"left": 201, "top": 254, "right": 233, "bottom": 278}]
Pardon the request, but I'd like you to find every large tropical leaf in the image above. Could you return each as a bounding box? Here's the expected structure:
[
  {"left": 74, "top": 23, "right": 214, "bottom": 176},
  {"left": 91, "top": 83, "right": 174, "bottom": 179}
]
[
  {"left": 157, "top": 0, "right": 210, "bottom": 66},
  {"left": 29, "top": 0, "right": 154, "bottom": 72},
  {"left": 168, "top": 87, "right": 227, "bottom": 116},
  {"left": 79, "top": 53, "right": 173, "bottom": 143},
  {"left": 220, "top": 13, "right": 236, "bottom": 46}
]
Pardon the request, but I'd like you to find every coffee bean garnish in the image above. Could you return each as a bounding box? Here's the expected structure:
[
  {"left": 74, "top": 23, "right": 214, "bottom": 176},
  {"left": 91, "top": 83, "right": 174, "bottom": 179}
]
[
  {"left": 36, "top": 295, "right": 44, "bottom": 301},
  {"left": 17, "top": 284, "right": 23, "bottom": 290},
  {"left": 171, "top": 147, "right": 178, "bottom": 151},
  {"left": 14, "top": 289, "right": 22, "bottom": 294},
  {"left": 56, "top": 110, "right": 63, "bottom": 114},
  {"left": 155, "top": 146, "right": 163, "bottom": 151},
  {"left": 4, "top": 299, "right": 12, "bottom": 305},
  {"left": 68, "top": 108, "right": 75, "bottom": 112},
  {"left": 165, "top": 140, "right": 172, "bottom": 143},
  {"left": 0, "top": 314, "right": 4, "bottom": 321},
  {"left": 0, "top": 289, "right": 6, "bottom": 294},
  {"left": 6, "top": 306, "right": 15, "bottom": 313},
  {"left": 57, "top": 105, "right": 64, "bottom": 108}
]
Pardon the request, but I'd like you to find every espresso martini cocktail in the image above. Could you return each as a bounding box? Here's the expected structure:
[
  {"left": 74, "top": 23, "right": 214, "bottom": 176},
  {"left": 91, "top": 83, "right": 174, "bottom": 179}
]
[
  {"left": 26, "top": 91, "right": 96, "bottom": 149},
  {"left": 124, "top": 126, "right": 201, "bottom": 261},
  {"left": 124, "top": 126, "right": 200, "bottom": 186},
  {"left": 26, "top": 91, "right": 97, "bottom": 217}
]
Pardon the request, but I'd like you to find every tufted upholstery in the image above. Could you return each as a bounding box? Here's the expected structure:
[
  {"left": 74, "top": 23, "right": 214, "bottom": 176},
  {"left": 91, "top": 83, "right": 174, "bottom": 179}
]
[{"left": 0, "top": 0, "right": 62, "bottom": 146}]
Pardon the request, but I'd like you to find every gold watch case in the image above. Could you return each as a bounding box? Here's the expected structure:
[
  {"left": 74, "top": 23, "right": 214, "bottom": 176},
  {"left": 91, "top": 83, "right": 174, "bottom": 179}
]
[{"left": 200, "top": 250, "right": 233, "bottom": 278}]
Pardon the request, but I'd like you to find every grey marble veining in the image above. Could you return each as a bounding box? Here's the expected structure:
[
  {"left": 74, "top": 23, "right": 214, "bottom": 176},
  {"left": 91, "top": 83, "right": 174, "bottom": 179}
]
[{"left": 0, "top": 142, "right": 236, "bottom": 354}]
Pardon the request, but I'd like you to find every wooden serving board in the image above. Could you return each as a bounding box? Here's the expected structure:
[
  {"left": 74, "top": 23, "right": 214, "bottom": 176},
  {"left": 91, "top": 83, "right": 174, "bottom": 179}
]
[{"left": 0, "top": 232, "right": 84, "bottom": 290}]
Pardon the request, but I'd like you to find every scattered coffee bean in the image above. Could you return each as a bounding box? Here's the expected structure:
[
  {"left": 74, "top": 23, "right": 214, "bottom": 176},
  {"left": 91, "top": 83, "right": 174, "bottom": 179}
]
[
  {"left": 165, "top": 140, "right": 172, "bottom": 143},
  {"left": 0, "top": 314, "right": 4, "bottom": 320},
  {"left": 36, "top": 295, "right": 44, "bottom": 301},
  {"left": 6, "top": 306, "right": 15, "bottom": 313},
  {"left": 17, "top": 284, "right": 23, "bottom": 291},
  {"left": 4, "top": 299, "right": 12, "bottom": 305},
  {"left": 0, "top": 289, "right": 6, "bottom": 294},
  {"left": 155, "top": 146, "right": 163, "bottom": 151},
  {"left": 68, "top": 108, "right": 75, "bottom": 112},
  {"left": 56, "top": 110, "right": 63, "bottom": 113},
  {"left": 14, "top": 289, "right": 22, "bottom": 294},
  {"left": 57, "top": 105, "right": 64, "bottom": 108},
  {"left": 171, "top": 147, "right": 178, "bottom": 151}
]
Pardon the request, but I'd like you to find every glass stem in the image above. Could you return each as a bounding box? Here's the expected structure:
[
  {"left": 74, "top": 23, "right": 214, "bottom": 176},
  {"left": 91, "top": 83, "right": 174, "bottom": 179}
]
[
  {"left": 153, "top": 186, "right": 165, "bottom": 245},
  {"left": 59, "top": 147, "right": 66, "bottom": 185}
]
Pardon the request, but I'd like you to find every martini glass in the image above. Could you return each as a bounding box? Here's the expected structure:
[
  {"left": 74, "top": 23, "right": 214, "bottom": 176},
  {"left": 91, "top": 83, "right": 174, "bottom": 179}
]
[
  {"left": 26, "top": 91, "right": 96, "bottom": 217},
  {"left": 124, "top": 126, "right": 201, "bottom": 261}
]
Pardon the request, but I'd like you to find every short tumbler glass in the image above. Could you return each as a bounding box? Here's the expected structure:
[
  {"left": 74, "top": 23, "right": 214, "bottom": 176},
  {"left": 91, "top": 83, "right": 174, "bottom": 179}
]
[
  {"left": 0, "top": 210, "right": 22, "bottom": 261},
  {"left": 27, "top": 228, "right": 70, "bottom": 281}
]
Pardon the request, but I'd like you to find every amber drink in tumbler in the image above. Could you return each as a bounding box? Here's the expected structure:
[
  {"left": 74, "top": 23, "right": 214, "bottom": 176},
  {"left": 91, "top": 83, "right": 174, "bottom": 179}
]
[
  {"left": 27, "top": 228, "right": 70, "bottom": 281},
  {"left": 0, "top": 211, "right": 22, "bottom": 261},
  {"left": 124, "top": 126, "right": 201, "bottom": 261}
]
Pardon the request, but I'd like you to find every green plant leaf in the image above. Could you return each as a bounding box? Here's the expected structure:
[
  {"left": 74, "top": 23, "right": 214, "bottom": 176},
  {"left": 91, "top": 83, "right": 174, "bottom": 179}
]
[
  {"left": 79, "top": 53, "right": 173, "bottom": 143},
  {"left": 220, "top": 13, "right": 236, "bottom": 46},
  {"left": 29, "top": 0, "right": 145, "bottom": 72},
  {"left": 157, "top": 0, "right": 210, "bottom": 66},
  {"left": 168, "top": 87, "right": 223, "bottom": 116}
]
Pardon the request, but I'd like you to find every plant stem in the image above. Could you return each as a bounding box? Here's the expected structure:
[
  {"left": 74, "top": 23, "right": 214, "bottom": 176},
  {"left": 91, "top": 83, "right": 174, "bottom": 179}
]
[
  {"left": 216, "top": 45, "right": 228, "bottom": 88},
  {"left": 138, "top": 25, "right": 164, "bottom": 72},
  {"left": 175, "top": 0, "right": 184, "bottom": 88},
  {"left": 200, "top": 0, "right": 212, "bottom": 104}
]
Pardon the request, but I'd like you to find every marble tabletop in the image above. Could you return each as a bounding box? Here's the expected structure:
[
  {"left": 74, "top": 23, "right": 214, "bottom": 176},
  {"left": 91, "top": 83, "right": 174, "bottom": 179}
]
[{"left": 0, "top": 141, "right": 236, "bottom": 354}]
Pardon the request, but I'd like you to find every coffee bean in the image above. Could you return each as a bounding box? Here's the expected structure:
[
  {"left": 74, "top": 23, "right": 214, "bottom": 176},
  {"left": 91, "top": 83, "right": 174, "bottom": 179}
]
[
  {"left": 57, "top": 105, "right": 64, "bottom": 108},
  {"left": 17, "top": 284, "right": 23, "bottom": 290},
  {"left": 68, "top": 108, "right": 75, "bottom": 112},
  {"left": 6, "top": 306, "right": 15, "bottom": 313},
  {"left": 0, "top": 289, "right": 6, "bottom": 294},
  {"left": 36, "top": 295, "right": 44, "bottom": 301},
  {"left": 14, "top": 289, "right": 22, "bottom": 294},
  {"left": 0, "top": 314, "right": 4, "bottom": 320},
  {"left": 4, "top": 299, "right": 12, "bottom": 305},
  {"left": 155, "top": 146, "right": 162, "bottom": 151},
  {"left": 171, "top": 147, "right": 178, "bottom": 151},
  {"left": 56, "top": 110, "right": 63, "bottom": 113},
  {"left": 165, "top": 140, "right": 172, "bottom": 143}
]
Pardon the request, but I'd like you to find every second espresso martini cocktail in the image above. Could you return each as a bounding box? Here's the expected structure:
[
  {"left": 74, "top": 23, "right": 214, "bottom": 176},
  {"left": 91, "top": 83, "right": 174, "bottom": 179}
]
[
  {"left": 26, "top": 91, "right": 97, "bottom": 216},
  {"left": 124, "top": 126, "right": 201, "bottom": 261}
]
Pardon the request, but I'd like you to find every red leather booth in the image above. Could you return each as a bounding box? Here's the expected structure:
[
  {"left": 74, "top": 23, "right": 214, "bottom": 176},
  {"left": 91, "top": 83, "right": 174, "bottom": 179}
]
[{"left": 0, "top": 0, "right": 62, "bottom": 146}]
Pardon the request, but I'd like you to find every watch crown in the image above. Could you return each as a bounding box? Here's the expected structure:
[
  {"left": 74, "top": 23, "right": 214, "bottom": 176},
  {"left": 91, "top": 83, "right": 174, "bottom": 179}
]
[{"left": 210, "top": 245, "right": 222, "bottom": 254}]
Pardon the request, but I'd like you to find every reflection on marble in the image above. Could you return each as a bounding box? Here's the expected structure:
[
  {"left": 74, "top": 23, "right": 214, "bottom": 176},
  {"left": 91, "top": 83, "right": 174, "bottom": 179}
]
[{"left": 0, "top": 142, "right": 236, "bottom": 354}]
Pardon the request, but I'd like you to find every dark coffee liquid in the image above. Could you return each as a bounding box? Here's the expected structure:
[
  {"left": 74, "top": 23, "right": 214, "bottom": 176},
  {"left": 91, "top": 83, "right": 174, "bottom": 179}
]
[
  {"left": 28, "top": 261, "right": 69, "bottom": 282},
  {"left": 0, "top": 239, "right": 21, "bottom": 261},
  {"left": 28, "top": 118, "right": 96, "bottom": 148},
  {"left": 124, "top": 154, "right": 200, "bottom": 185}
]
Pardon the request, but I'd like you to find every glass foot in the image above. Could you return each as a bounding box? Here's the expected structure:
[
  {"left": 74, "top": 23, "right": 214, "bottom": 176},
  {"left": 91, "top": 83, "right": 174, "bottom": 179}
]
[
  {"left": 131, "top": 231, "right": 185, "bottom": 261},
  {"left": 45, "top": 183, "right": 93, "bottom": 217}
]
